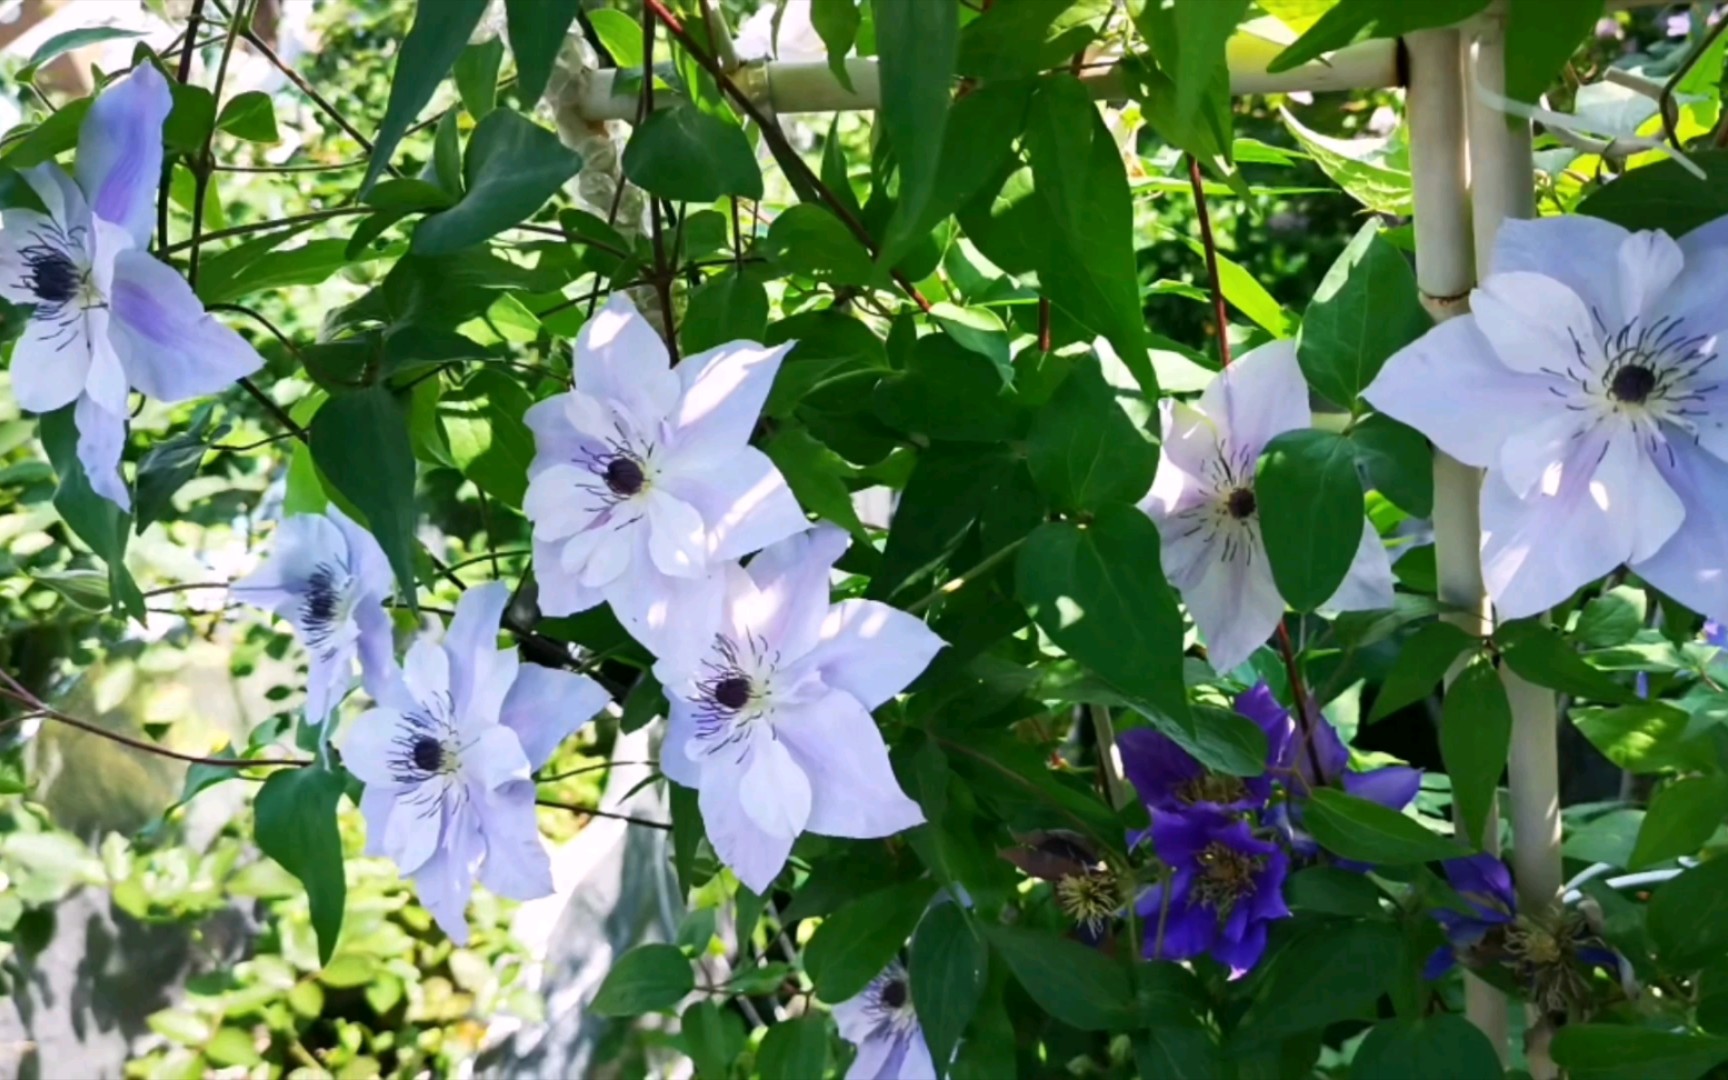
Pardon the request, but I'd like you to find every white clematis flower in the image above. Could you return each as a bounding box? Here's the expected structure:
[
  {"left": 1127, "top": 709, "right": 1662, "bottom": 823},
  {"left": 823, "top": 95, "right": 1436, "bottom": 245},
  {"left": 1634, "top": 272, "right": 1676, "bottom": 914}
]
[
  {"left": 834, "top": 960, "right": 938, "bottom": 1080},
  {"left": 341, "top": 582, "right": 610, "bottom": 943},
  {"left": 1140, "top": 340, "right": 1394, "bottom": 673},
  {"left": 1364, "top": 215, "right": 1728, "bottom": 619},
  {"left": 657, "top": 525, "right": 942, "bottom": 895},
  {"left": 0, "top": 63, "right": 262, "bottom": 508},
  {"left": 230, "top": 505, "right": 396, "bottom": 725},
  {"left": 523, "top": 293, "right": 808, "bottom": 667}
]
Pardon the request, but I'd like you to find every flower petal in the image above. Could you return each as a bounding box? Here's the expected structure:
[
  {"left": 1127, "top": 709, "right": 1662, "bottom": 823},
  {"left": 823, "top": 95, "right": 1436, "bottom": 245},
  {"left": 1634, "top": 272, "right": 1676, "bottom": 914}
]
[
  {"left": 776, "top": 691, "right": 925, "bottom": 839},
  {"left": 574, "top": 293, "right": 678, "bottom": 427},
  {"left": 500, "top": 663, "right": 609, "bottom": 770},
  {"left": 11, "top": 307, "right": 96, "bottom": 414},
  {"left": 1319, "top": 519, "right": 1395, "bottom": 613},
  {"left": 804, "top": 599, "right": 945, "bottom": 710},
  {"left": 411, "top": 797, "right": 482, "bottom": 943},
  {"left": 739, "top": 734, "right": 813, "bottom": 838},
  {"left": 230, "top": 513, "right": 347, "bottom": 609},
  {"left": 443, "top": 581, "right": 517, "bottom": 727},
  {"left": 698, "top": 755, "right": 797, "bottom": 893},
  {"left": 1617, "top": 229, "right": 1685, "bottom": 320},
  {"left": 1144, "top": 400, "right": 1225, "bottom": 518},
  {"left": 328, "top": 503, "right": 395, "bottom": 600},
  {"left": 0, "top": 208, "right": 65, "bottom": 305},
  {"left": 475, "top": 781, "right": 554, "bottom": 901},
  {"left": 524, "top": 463, "right": 605, "bottom": 540},
  {"left": 660, "top": 698, "right": 705, "bottom": 787},
  {"left": 1471, "top": 271, "right": 1600, "bottom": 376},
  {"left": 108, "top": 249, "right": 263, "bottom": 402},
  {"left": 1491, "top": 215, "right": 1630, "bottom": 326},
  {"left": 462, "top": 725, "right": 533, "bottom": 793},
  {"left": 532, "top": 535, "right": 603, "bottom": 617},
  {"left": 668, "top": 340, "right": 793, "bottom": 461},
  {"left": 660, "top": 445, "right": 809, "bottom": 563},
  {"left": 737, "top": 524, "right": 845, "bottom": 658},
  {"left": 74, "top": 393, "right": 129, "bottom": 510},
  {"left": 645, "top": 490, "right": 709, "bottom": 578},
  {"left": 21, "top": 163, "right": 93, "bottom": 233},
  {"left": 304, "top": 635, "right": 358, "bottom": 724},
  {"left": 1180, "top": 537, "right": 1284, "bottom": 674},
  {"left": 402, "top": 638, "right": 452, "bottom": 705},
  {"left": 385, "top": 780, "right": 446, "bottom": 875},
  {"left": 1635, "top": 438, "right": 1728, "bottom": 623},
  {"left": 341, "top": 708, "right": 409, "bottom": 788},
  {"left": 1115, "top": 727, "right": 1202, "bottom": 811},
  {"left": 1363, "top": 316, "right": 1558, "bottom": 469},
  {"left": 609, "top": 561, "right": 728, "bottom": 673},
  {"left": 1344, "top": 765, "right": 1421, "bottom": 812},
  {"left": 354, "top": 602, "right": 397, "bottom": 704},
  {"left": 1197, "top": 339, "right": 1309, "bottom": 460},
  {"left": 75, "top": 63, "right": 171, "bottom": 248}
]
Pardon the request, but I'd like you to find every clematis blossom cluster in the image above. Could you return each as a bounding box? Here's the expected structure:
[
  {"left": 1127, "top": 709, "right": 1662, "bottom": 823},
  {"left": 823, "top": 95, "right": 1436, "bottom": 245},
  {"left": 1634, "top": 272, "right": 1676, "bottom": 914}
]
[
  {"left": 1141, "top": 340, "right": 1393, "bottom": 673},
  {"left": 1366, "top": 214, "right": 1728, "bottom": 621},
  {"left": 0, "top": 63, "right": 262, "bottom": 508}
]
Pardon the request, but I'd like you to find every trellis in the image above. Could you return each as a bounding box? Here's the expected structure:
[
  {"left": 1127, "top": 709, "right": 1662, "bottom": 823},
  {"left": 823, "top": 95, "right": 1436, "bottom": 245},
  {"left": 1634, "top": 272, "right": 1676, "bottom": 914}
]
[{"left": 558, "top": 1, "right": 1683, "bottom": 1074}]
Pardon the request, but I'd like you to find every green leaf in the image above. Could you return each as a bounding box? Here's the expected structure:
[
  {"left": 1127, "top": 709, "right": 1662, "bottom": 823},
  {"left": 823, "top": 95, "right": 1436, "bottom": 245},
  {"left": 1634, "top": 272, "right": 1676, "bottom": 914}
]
[
  {"left": 427, "top": 108, "right": 464, "bottom": 198},
  {"left": 1285, "top": 865, "right": 1386, "bottom": 917},
  {"left": 806, "top": 879, "right": 938, "bottom": 1002},
  {"left": 215, "top": 90, "right": 280, "bottom": 143},
  {"left": 1440, "top": 654, "right": 1513, "bottom": 848},
  {"left": 982, "top": 923, "right": 1135, "bottom": 1031},
  {"left": 441, "top": 369, "right": 535, "bottom": 509},
  {"left": 1236, "top": 921, "right": 1405, "bottom": 1046},
  {"left": 505, "top": 0, "right": 582, "bottom": 102},
  {"left": 929, "top": 303, "right": 1013, "bottom": 386},
  {"left": 757, "top": 1015, "right": 830, "bottom": 1080},
  {"left": 29, "top": 568, "right": 113, "bottom": 613},
  {"left": 874, "top": 333, "right": 1021, "bottom": 442},
  {"left": 1, "top": 99, "right": 91, "bottom": 168},
  {"left": 591, "top": 944, "right": 695, "bottom": 1016},
  {"left": 1016, "top": 506, "right": 1212, "bottom": 766},
  {"left": 1280, "top": 107, "right": 1411, "bottom": 216},
  {"left": 1551, "top": 1026, "right": 1728, "bottom": 1080},
  {"left": 765, "top": 203, "right": 875, "bottom": 286},
  {"left": 764, "top": 427, "right": 864, "bottom": 539},
  {"left": 1132, "top": 1026, "right": 1223, "bottom": 1080},
  {"left": 309, "top": 387, "right": 419, "bottom": 601},
  {"left": 254, "top": 765, "right": 347, "bottom": 965},
  {"left": 587, "top": 8, "right": 644, "bottom": 67},
  {"left": 1349, "top": 1015, "right": 1504, "bottom": 1080},
  {"left": 361, "top": 0, "right": 490, "bottom": 196},
  {"left": 811, "top": 0, "right": 862, "bottom": 91},
  {"left": 1369, "top": 621, "right": 1478, "bottom": 722},
  {"left": 1304, "top": 789, "right": 1466, "bottom": 865},
  {"left": 911, "top": 903, "right": 986, "bottom": 1075},
  {"left": 874, "top": 0, "right": 958, "bottom": 267},
  {"left": 681, "top": 1000, "right": 746, "bottom": 1078},
  {"left": 1269, "top": 0, "right": 1492, "bottom": 73},
  {"left": 413, "top": 111, "right": 583, "bottom": 256},
  {"left": 39, "top": 406, "right": 145, "bottom": 622},
  {"left": 163, "top": 82, "right": 216, "bottom": 155},
  {"left": 1299, "top": 222, "right": 1429, "bottom": 410},
  {"left": 1148, "top": 0, "right": 1251, "bottom": 127},
  {"left": 1505, "top": 0, "right": 1601, "bottom": 106},
  {"left": 957, "top": 0, "right": 1109, "bottom": 80},
  {"left": 134, "top": 408, "right": 218, "bottom": 533},
  {"left": 1574, "top": 586, "right": 1646, "bottom": 649},
  {"left": 1578, "top": 151, "right": 1728, "bottom": 236},
  {"left": 622, "top": 105, "right": 763, "bottom": 203},
  {"left": 1025, "top": 76, "right": 1156, "bottom": 397},
  {"left": 1574, "top": 701, "right": 1715, "bottom": 775},
  {"left": 1628, "top": 775, "right": 1728, "bottom": 871},
  {"left": 871, "top": 443, "right": 1021, "bottom": 599},
  {"left": 1650, "top": 856, "right": 1728, "bottom": 971},
  {"left": 1350, "top": 414, "right": 1432, "bottom": 517},
  {"left": 1026, "top": 356, "right": 1156, "bottom": 512},
  {"left": 1496, "top": 620, "right": 1637, "bottom": 704},
  {"left": 681, "top": 269, "right": 768, "bottom": 355},
  {"left": 21, "top": 27, "right": 146, "bottom": 80},
  {"left": 453, "top": 37, "right": 504, "bottom": 121},
  {"left": 1255, "top": 429, "right": 1364, "bottom": 612}
]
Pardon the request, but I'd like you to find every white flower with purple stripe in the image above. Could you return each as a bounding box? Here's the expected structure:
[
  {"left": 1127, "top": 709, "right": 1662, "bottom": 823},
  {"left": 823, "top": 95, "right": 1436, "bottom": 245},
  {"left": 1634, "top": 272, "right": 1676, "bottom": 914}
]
[
  {"left": 340, "top": 582, "right": 609, "bottom": 943},
  {"left": 230, "top": 505, "right": 395, "bottom": 725},
  {"left": 657, "top": 526, "right": 941, "bottom": 894},
  {"left": 523, "top": 293, "right": 808, "bottom": 668},
  {"left": 0, "top": 63, "right": 262, "bottom": 508},
  {"left": 833, "top": 961, "right": 937, "bottom": 1080}
]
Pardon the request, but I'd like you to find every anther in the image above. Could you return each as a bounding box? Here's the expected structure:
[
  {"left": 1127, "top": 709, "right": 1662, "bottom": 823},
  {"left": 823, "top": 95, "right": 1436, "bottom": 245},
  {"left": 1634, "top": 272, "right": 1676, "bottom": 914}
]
[
  {"left": 713, "top": 675, "right": 752, "bottom": 711},
  {"left": 1609, "top": 363, "right": 1657, "bottom": 405},
  {"left": 879, "top": 979, "right": 908, "bottom": 1009},
  {"left": 1226, "top": 487, "right": 1257, "bottom": 520},
  {"left": 411, "top": 735, "right": 444, "bottom": 773},
  {"left": 604, "top": 456, "right": 645, "bottom": 496}
]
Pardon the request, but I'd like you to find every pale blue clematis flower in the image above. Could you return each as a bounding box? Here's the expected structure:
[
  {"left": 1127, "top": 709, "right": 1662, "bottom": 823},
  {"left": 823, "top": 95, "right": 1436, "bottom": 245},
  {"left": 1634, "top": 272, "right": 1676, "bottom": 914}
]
[
  {"left": 229, "top": 505, "right": 396, "bottom": 725},
  {"left": 1139, "top": 340, "right": 1395, "bottom": 673},
  {"left": 656, "top": 525, "right": 941, "bottom": 894},
  {"left": 834, "top": 960, "right": 938, "bottom": 1079},
  {"left": 1365, "top": 215, "right": 1728, "bottom": 621},
  {"left": 340, "top": 582, "right": 610, "bottom": 943},
  {"left": 0, "top": 63, "right": 263, "bottom": 508},
  {"left": 523, "top": 293, "right": 809, "bottom": 669}
]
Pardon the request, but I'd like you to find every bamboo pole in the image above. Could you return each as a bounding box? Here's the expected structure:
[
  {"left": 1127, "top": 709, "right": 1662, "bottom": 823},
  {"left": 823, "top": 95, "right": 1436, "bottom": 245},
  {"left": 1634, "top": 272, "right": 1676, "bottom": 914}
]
[
  {"left": 1408, "top": 23, "right": 1512, "bottom": 1061},
  {"left": 1466, "top": 8, "right": 1563, "bottom": 1078}
]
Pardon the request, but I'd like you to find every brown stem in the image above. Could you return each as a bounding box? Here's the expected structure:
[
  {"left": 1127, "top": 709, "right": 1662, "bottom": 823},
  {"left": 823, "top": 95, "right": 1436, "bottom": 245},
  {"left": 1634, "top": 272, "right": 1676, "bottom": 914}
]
[
  {"left": 162, "top": 206, "right": 372, "bottom": 254},
  {"left": 187, "top": 0, "right": 250, "bottom": 288},
  {"left": 157, "top": 0, "right": 209, "bottom": 256},
  {"left": 639, "top": 0, "right": 931, "bottom": 313},
  {"left": 1274, "top": 620, "right": 1327, "bottom": 790},
  {"left": 237, "top": 376, "right": 309, "bottom": 443},
  {"left": 535, "top": 798, "right": 672, "bottom": 830},
  {"left": 241, "top": 27, "right": 391, "bottom": 171},
  {"left": 642, "top": 5, "right": 681, "bottom": 361},
  {"left": 1187, "top": 155, "right": 1233, "bottom": 368}
]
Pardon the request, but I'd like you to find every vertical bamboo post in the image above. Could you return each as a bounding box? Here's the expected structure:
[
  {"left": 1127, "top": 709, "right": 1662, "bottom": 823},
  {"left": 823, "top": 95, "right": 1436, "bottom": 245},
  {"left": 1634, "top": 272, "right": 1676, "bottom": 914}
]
[
  {"left": 1467, "top": 9, "right": 1563, "bottom": 1078},
  {"left": 1406, "top": 26, "right": 1510, "bottom": 1060}
]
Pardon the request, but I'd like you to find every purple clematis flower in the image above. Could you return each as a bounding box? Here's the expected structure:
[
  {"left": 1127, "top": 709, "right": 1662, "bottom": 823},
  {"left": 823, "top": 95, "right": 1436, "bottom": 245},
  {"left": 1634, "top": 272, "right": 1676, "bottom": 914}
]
[
  {"left": 523, "top": 293, "right": 809, "bottom": 668},
  {"left": 1140, "top": 340, "right": 1394, "bottom": 673},
  {"left": 230, "top": 505, "right": 395, "bottom": 725},
  {"left": 1424, "top": 854, "right": 1516, "bottom": 979},
  {"left": 340, "top": 582, "right": 609, "bottom": 943},
  {"left": 1118, "top": 682, "right": 1295, "bottom": 819},
  {"left": 833, "top": 960, "right": 937, "bottom": 1080},
  {"left": 657, "top": 525, "right": 942, "bottom": 894},
  {"left": 1137, "top": 808, "right": 1291, "bottom": 977},
  {"left": 1364, "top": 214, "right": 1728, "bottom": 622},
  {"left": 0, "top": 63, "right": 262, "bottom": 508}
]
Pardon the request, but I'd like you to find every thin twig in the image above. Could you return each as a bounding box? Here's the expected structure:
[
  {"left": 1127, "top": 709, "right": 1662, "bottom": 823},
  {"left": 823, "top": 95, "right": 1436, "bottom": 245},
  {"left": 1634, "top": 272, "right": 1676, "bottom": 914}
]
[
  {"left": 215, "top": 157, "right": 370, "bottom": 173},
  {"left": 535, "top": 798, "right": 672, "bottom": 830},
  {"left": 1187, "top": 155, "right": 1233, "bottom": 368},
  {"left": 207, "top": 302, "right": 300, "bottom": 357},
  {"left": 906, "top": 537, "right": 1027, "bottom": 614},
  {"left": 163, "top": 206, "right": 371, "bottom": 253},
  {"left": 241, "top": 27, "right": 390, "bottom": 167},
  {"left": 188, "top": 0, "right": 250, "bottom": 288},
  {"left": 157, "top": 0, "right": 209, "bottom": 255},
  {"left": 237, "top": 377, "right": 309, "bottom": 443}
]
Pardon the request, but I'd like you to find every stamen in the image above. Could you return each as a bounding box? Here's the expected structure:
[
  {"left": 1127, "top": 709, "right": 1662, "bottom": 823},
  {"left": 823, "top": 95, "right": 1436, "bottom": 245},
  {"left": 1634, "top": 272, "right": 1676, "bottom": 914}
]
[
  {"left": 410, "top": 735, "right": 444, "bottom": 773},
  {"left": 1225, "top": 487, "right": 1256, "bottom": 520},
  {"left": 1608, "top": 364, "right": 1657, "bottom": 404},
  {"left": 878, "top": 979, "right": 908, "bottom": 1010},
  {"left": 1176, "top": 774, "right": 1248, "bottom": 806},
  {"left": 604, "top": 455, "right": 645, "bottom": 496},
  {"left": 1191, "top": 841, "right": 1264, "bottom": 919}
]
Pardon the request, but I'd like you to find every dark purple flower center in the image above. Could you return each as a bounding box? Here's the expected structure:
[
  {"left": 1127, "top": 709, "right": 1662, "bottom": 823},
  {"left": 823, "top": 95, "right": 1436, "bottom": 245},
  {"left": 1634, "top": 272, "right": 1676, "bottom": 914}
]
[
  {"left": 879, "top": 979, "right": 908, "bottom": 1009},
  {"left": 1608, "top": 362, "right": 1657, "bottom": 404},
  {"left": 1226, "top": 487, "right": 1257, "bottom": 520},
  {"left": 1193, "top": 842, "right": 1263, "bottom": 916},
  {"left": 25, "top": 246, "right": 79, "bottom": 305},
  {"left": 713, "top": 675, "right": 752, "bottom": 711},
  {"left": 1176, "top": 774, "right": 1248, "bottom": 807},
  {"left": 604, "top": 456, "right": 646, "bottom": 496},
  {"left": 410, "top": 735, "right": 444, "bottom": 773}
]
